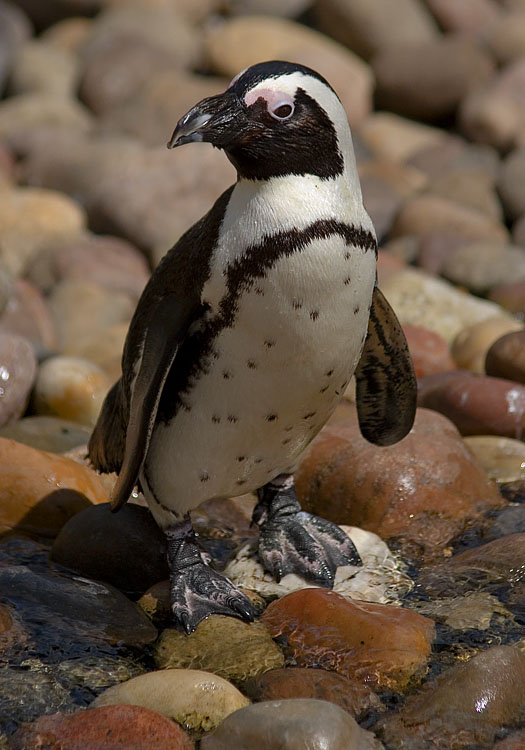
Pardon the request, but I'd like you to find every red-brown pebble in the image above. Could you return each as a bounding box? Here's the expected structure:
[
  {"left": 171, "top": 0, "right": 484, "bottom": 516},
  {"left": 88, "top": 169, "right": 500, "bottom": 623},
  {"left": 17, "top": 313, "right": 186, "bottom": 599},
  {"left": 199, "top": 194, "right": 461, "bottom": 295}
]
[
  {"left": 10, "top": 705, "right": 194, "bottom": 750},
  {"left": 261, "top": 589, "right": 435, "bottom": 692},
  {"left": 418, "top": 371, "right": 525, "bottom": 440},
  {"left": 295, "top": 408, "right": 503, "bottom": 560},
  {"left": 402, "top": 323, "right": 455, "bottom": 377},
  {"left": 486, "top": 331, "right": 525, "bottom": 384}
]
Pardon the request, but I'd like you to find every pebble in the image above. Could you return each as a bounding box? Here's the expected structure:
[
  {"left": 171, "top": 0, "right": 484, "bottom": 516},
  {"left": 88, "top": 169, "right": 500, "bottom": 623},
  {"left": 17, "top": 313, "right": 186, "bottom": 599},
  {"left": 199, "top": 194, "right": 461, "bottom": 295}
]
[
  {"left": 0, "top": 0, "right": 32, "bottom": 92},
  {"left": 0, "top": 436, "right": 107, "bottom": 536},
  {"left": 93, "top": 669, "right": 250, "bottom": 733},
  {"left": 380, "top": 268, "right": 515, "bottom": 343},
  {"left": 201, "top": 698, "right": 383, "bottom": 750},
  {"left": 372, "top": 37, "right": 494, "bottom": 122},
  {"left": 0, "top": 564, "right": 157, "bottom": 647},
  {"left": 402, "top": 323, "right": 455, "bottom": 377},
  {"left": 295, "top": 408, "right": 503, "bottom": 561},
  {"left": 488, "top": 281, "right": 525, "bottom": 316},
  {"left": 425, "top": 0, "right": 501, "bottom": 32},
  {"left": 426, "top": 169, "right": 503, "bottom": 221},
  {"left": 495, "top": 730, "right": 525, "bottom": 749},
  {"left": 41, "top": 16, "right": 92, "bottom": 54},
  {"left": 312, "top": 0, "right": 438, "bottom": 61},
  {"left": 228, "top": 0, "right": 311, "bottom": 17},
  {"left": 417, "top": 371, "right": 525, "bottom": 440},
  {"left": 51, "top": 503, "right": 169, "bottom": 597},
  {"left": 9, "top": 39, "right": 78, "bottom": 98},
  {"left": 0, "top": 185, "right": 86, "bottom": 277},
  {"left": 499, "top": 147, "right": 525, "bottom": 221},
  {"left": 406, "top": 136, "right": 501, "bottom": 182},
  {"left": 482, "top": 9, "right": 525, "bottom": 65},
  {"left": 205, "top": 15, "right": 373, "bottom": 127},
  {"left": 359, "top": 112, "right": 445, "bottom": 162},
  {"left": 377, "top": 646, "right": 525, "bottom": 748},
  {"left": 0, "top": 415, "right": 90, "bottom": 453},
  {"left": 68, "top": 321, "right": 128, "bottom": 381},
  {"left": 442, "top": 242, "right": 525, "bottom": 294},
  {"left": 10, "top": 705, "right": 194, "bottom": 750},
  {"left": 155, "top": 615, "right": 284, "bottom": 683},
  {"left": 409, "top": 591, "right": 512, "bottom": 631},
  {"left": 32, "top": 355, "right": 111, "bottom": 427},
  {"left": 224, "top": 526, "right": 412, "bottom": 604},
  {"left": 451, "top": 318, "right": 524, "bottom": 373},
  {"left": 0, "top": 278, "right": 57, "bottom": 352},
  {"left": 486, "top": 330, "right": 525, "bottom": 383},
  {"left": 0, "top": 332, "right": 37, "bottom": 428},
  {"left": 465, "top": 435, "right": 525, "bottom": 483},
  {"left": 416, "top": 229, "right": 467, "bottom": 276},
  {"left": 243, "top": 667, "right": 381, "bottom": 719},
  {"left": 261, "top": 589, "right": 435, "bottom": 692}
]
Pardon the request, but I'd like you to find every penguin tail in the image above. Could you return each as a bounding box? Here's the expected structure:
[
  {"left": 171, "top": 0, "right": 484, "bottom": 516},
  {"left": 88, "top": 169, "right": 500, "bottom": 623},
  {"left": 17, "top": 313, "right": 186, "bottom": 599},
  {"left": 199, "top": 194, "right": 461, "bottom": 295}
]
[{"left": 88, "top": 379, "right": 127, "bottom": 476}]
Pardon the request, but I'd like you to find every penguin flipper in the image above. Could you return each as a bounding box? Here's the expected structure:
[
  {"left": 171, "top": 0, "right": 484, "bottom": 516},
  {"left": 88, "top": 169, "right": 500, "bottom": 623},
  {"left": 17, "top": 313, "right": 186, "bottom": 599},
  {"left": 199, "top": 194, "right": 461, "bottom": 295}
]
[
  {"left": 109, "top": 293, "right": 198, "bottom": 512},
  {"left": 354, "top": 286, "right": 417, "bottom": 446}
]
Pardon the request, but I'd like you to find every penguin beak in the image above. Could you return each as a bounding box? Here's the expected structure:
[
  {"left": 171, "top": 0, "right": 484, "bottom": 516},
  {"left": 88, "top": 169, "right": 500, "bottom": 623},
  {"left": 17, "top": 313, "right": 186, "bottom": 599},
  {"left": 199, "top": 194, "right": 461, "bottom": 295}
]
[{"left": 167, "top": 91, "right": 245, "bottom": 150}]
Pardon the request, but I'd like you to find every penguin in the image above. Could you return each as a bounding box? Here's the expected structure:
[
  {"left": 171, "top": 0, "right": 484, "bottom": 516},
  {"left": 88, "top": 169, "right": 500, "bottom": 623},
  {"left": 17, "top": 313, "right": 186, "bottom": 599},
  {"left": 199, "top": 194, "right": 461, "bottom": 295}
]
[{"left": 89, "top": 60, "right": 416, "bottom": 634}]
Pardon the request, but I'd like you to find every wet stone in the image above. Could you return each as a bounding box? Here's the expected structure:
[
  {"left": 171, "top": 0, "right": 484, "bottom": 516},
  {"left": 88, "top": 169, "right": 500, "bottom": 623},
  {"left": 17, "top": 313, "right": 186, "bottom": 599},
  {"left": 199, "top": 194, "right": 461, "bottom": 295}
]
[
  {"left": 486, "top": 331, "right": 525, "bottom": 384},
  {"left": 464, "top": 435, "right": 525, "bottom": 483},
  {"left": 155, "top": 615, "right": 284, "bottom": 684},
  {"left": 93, "top": 668, "right": 250, "bottom": 733},
  {"left": 0, "top": 415, "right": 90, "bottom": 453},
  {"left": 408, "top": 591, "right": 513, "bottom": 631},
  {"left": 0, "top": 332, "right": 37, "bottom": 429},
  {"left": 261, "top": 589, "right": 435, "bottom": 692},
  {"left": 51, "top": 503, "right": 169, "bottom": 597},
  {"left": 201, "top": 698, "right": 383, "bottom": 750}
]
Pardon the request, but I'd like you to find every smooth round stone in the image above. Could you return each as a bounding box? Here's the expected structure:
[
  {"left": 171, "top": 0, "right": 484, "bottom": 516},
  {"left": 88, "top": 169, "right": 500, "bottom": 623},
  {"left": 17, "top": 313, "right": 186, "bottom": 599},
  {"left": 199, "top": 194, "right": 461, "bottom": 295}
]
[
  {"left": 408, "top": 591, "right": 511, "bottom": 632},
  {"left": 93, "top": 669, "right": 250, "bottom": 733},
  {"left": 243, "top": 667, "right": 381, "bottom": 719},
  {"left": 465, "top": 436, "right": 525, "bottom": 483},
  {"left": 443, "top": 242, "right": 525, "bottom": 294},
  {"left": 0, "top": 564, "right": 157, "bottom": 647},
  {"left": 359, "top": 112, "right": 445, "bottom": 162},
  {"left": 224, "top": 526, "right": 412, "bottom": 604},
  {"left": 155, "top": 615, "right": 284, "bottom": 683},
  {"left": 499, "top": 148, "right": 525, "bottom": 221},
  {"left": 295, "top": 408, "right": 503, "bottom": 561},
  {"left": 372, "top": 37, "right": 494, "bottom": 122},
  {"left": 9, "top": 39, "right": 78, "bottom": 97},
  {"left": 416, "top": 229, "right": 467, "bottom": 275},
  {"left": 377, "top": 646, "right": 525, "bottom": 748},
  {"left": 0, "top": 436, "right": 108, "bottom": 537},
  {"left": 402, "top": 323, "right": 455, "bottom": 377},
  {"left": 0, "top": 332, "right": 37, "bottom": 428},
  {"left": 312, "top": 0, "right": 438, "bottom": 61},
  {"left": 0, "top": 415, "right": 90, "bottom": 453},
  {"left": 426, "top": 169, "right": 503, "bottom": 222},
  {"left": 51, "top": 503, "right": 169, "bottom": 597},
  {"left": 205, "top": 15, "right": 373, "bottom": 127},
  {"left": 451, "top": 318, "right": 524, "bottom": 373},
  {"left": 41, "top": 16, "right": 92, "bottom": 54},
  {"left": 0, "top": 186, "right": 86, "bottom": 277},
  {"left": 358, "top": 174, "right": 403, "bottom": 242},
  {"left": 68, "top": 321, "right": 127, "bottom": 381},
  {"left": 10, "top": 705, "right": 194, "bottom": 750},
  {"left": 488, "top": 281, "right": 525, "bottom": 316},
  {"left": 0, "top": 0, "right": 32, "bottom": 91},
  {"left": 486, "top": 330, "right": 525, "bottom": 383},
  {"left": 0, "top": 278, "right": 57, "bottom": 352},
  {"left": 201, "top": 698, "right": 383, "bottom": 750},
  {"left": 380, "top": 268, "right": 515, "bottom": 343},
  {"left": 32, "top": 355, "right": 111, "bottom": 427},
  {"left": 483, "top": 10, "right": 525, "bottom": 65},
  {"left": 417, "top": 371, "right": 525, "bottom": 440},
  {"left": 425, "top": 0, "right": 501, "bottom": 32},
  {"left": 261, "top": 589, "right": 435, "bottom": 692},
  {"left": 406, "top": 136, "right": 501, "bottom": 182}
]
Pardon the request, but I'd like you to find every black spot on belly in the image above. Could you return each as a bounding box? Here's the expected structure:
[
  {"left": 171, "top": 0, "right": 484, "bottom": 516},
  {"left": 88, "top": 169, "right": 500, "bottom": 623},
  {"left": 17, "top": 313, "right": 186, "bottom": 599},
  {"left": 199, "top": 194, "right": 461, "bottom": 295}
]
[
  {"left": 354, "top": 305, "right": 360, "bottom": 315},
  {"left": 255, "top": 287, "right": 264, "bottom": 296},
  {"left": 212, "top": 415, "right": 221, "bottom": 423},
  {"left": 325, "top": 369, "right": 334, "bottom": 377},
  {"left": 247, "top": 359, "right": 257, "bottom": 369},
  {"left": 222, "top": 369, "right": 233, "bottom": 379},
  {"left": 344, "top": 251, "right": 351, "bottom": 260},
  {"left": 343, "top": 276, "right": 351, "bottom": 286},
  {"left": 293, "top": 300, "right": 303, "bottom": 310},
  {"left": 310, "top": 310, "right": 319, "bottom": 321},
  {"left": 320, "top": 385, "right": 329, "bottom": 393},
  {"left": 266, "top": 414, "right": 278, "bottom": 422},
  {"left": 254, "top": 457, "right": 263, "bottom": 464},
  {"left": 200, "top": 472, "right": 209, "bottom": 482},
  {"left": 264, "top": 340, "right": 275, "bottom": 349},
  {"left": 303, "top": 411, "right": 317, "bottom": 419},
  {"left": 237, "top": 455, "right": 246, "bottom": 462},
  {"left": 282, "top": 437, "right": 291, "bottom": 445},
  {"left": 236, "top": 479, "right": 247, "bottom": 486},
  {"left": 228, "top": 415, "right": 238, "bottom": 423}
]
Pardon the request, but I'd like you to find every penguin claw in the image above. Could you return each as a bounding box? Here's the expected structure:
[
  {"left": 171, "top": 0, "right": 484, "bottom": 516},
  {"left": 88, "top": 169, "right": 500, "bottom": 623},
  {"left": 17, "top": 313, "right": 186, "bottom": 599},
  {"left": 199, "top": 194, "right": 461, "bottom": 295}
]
[{"left": 170, "top": 561, "right": 256, "bottom": 634}]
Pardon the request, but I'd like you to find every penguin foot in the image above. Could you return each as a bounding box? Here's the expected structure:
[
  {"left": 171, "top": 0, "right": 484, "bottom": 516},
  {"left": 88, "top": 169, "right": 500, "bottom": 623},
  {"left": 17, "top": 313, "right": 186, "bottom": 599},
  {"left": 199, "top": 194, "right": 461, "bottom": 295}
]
[
  {"left": 254, "top": 474, "right": 362, "bottom": 587},
  {"left": 165, "top": 518, "right": 255, "bottom": 634}
]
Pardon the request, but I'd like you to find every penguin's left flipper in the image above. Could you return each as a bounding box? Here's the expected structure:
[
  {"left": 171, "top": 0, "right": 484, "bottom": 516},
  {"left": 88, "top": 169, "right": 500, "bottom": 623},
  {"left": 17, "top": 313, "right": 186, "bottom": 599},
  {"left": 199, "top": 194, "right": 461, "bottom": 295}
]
[
  {"left": 355, "top": 286, "right": 417, "bottom": 446},
  {"left": 253, "top": 475, "right": 361, "bottom": 587}
]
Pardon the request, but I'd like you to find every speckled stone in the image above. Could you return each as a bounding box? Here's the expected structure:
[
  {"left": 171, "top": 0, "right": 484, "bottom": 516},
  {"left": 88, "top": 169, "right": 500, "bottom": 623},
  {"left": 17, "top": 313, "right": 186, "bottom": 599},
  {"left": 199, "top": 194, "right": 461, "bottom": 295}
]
[
  {"left": 155, "top": 615, "right": 284, "bottom": 683},
  {"left": 93, "top": 669, "right": 250, "bottom": 733}
]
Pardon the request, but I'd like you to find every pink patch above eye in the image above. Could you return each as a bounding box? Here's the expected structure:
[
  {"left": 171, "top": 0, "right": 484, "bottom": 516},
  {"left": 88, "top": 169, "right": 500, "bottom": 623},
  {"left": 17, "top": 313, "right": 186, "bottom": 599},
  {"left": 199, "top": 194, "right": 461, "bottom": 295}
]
[{"left": 244, "top": 88, "right": 294, "bottom": 111}]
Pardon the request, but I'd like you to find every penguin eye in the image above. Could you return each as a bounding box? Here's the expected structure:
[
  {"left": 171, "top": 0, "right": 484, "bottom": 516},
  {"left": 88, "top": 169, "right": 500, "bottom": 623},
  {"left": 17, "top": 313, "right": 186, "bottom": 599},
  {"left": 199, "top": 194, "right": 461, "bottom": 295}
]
[{"left": 269, "top": 102, "right": 294, "bottom": 121}]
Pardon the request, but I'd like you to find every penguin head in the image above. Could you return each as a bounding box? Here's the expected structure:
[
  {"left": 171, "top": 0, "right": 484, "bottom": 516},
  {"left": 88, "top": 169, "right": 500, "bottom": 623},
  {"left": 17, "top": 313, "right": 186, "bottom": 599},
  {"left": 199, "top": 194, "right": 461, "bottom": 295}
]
[{"left": 168, "top": 61, "right": 354, "bottom": 181}]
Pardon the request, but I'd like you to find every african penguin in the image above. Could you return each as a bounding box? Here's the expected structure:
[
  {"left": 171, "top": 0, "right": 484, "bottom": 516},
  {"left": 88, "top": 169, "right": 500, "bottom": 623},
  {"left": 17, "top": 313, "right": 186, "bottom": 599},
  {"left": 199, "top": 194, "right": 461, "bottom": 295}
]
[{"left": 89, "top": 60, "right": 417, "bottom": 634}]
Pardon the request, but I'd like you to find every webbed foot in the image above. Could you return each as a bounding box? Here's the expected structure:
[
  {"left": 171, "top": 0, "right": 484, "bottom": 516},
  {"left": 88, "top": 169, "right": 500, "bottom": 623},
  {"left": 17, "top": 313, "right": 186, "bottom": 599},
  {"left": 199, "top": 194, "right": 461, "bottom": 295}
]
[
  {"left": 166, "top": 518, "right": 255, "bottom": 634},
  {"left": 253, "top": 474, "right": 362, "bottom": 587}
]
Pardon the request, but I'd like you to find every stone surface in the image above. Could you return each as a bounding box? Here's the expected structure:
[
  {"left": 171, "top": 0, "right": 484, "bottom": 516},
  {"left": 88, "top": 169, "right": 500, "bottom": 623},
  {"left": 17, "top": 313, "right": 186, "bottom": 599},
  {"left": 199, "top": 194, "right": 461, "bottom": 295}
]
[
  {"left": 409, "top": 591, "right": 512, "bottom": 631},
  {"left": 10, "top": 705, "right": 194, "bottom": 750},
  {"left": 499, "top": 147, "right": 525, "bottom": 221},
  {"left": 417, "top": 371, "right": 525, "bottom": 440},
  {"left": 489, "top": 281, "right": 525, "bottom": 316},
  {"left": 482, "top": 9, "right": 525, "bottom": 65},
  {"left": 9, "top": 39, "right": 78, "bottom": 97},
  {"left": 0, "top": 415, "right": 90, "bottom": 453},
  {"left": 402, "top": 324, "right": 455, "bottom": 378},
  {"left": 295, "top": 408, "right": 503, "bottom": 560},
  {"left": 372, "top": 37, "right": 494, "bottom": 122},
  {"left": 359, "top": 113, "right": 445, "bottom": 162},
  {"left": 0, "top": 332, "right": 37, "bottom": 428},
  {"left": 443, "top": 242, "right": 525, "bottom": 294},
  {"left": 155, "top": 615, "right": 284, "bottom": 683},
  {"left": 426, "top": 169, "right": 503, "bottom": 222},
  {"left": 0, "top": 0, "right": 32, "bottom": 93},
  {"left": 243, "top": 667, "right": 381, "bottom": 719},
  {"left": 451, "top": 318, "right": 524, "bottom": 373},
  {"left": 381, "top": 268, "right": 515, "bottom": 343},
  {"left": 313, "top": 0, "right": 438, "bottom": 60},
  {"left": 0, "top": 565, "right": 157, "bottom": 647},
  {"left": 486, "top": 330, "right": 525, "bottom": 383},
  {"left": 0, "top": 436, "right": 108, "bottom": 537},
  {"left": 205, "top": 15, "right": 373, "bottom": 127},
  {"left": 93, "top": 669, "right": 250, "bottom": 733},
  {"left": 425, "top": 0, "right": 501, "bottom": 32},
  {"left": 262, "top": 589, "right": 434, "bottom": 692},
  {"left": 32, "top": 355, "right": 111, "bottom": 426},
  {"left": 51, "top": 503, "right": 169, "bottom": 597},
  {"left": 495, "top": 730, "right": 525, "bottom": 750},
  {"left": 201, "top": 698, "right": 383, "bottom": 749},
  {"left": 377, "top": 646, "right": 525, "bottom": 748},
  {"left": 465, "top": 435, "right": 525, "bottom": 483},
  {"left": 0, "top": 278, "right": 57, "bottom": 352}
]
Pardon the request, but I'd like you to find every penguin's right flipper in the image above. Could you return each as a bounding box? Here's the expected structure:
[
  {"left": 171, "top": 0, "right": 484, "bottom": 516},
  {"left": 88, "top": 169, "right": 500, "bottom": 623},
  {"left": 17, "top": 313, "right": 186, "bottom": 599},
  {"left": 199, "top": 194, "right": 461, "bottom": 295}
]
[{"left": 354, "top": 286, "right": 417, "bottom": 446}]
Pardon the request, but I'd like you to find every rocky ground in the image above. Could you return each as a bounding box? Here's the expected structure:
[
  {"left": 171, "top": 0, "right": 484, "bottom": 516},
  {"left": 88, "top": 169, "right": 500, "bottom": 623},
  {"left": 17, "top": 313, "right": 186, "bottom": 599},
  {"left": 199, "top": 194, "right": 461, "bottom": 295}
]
[{"left": 1, "top": 0, "right": 525, "bottom": 747}]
